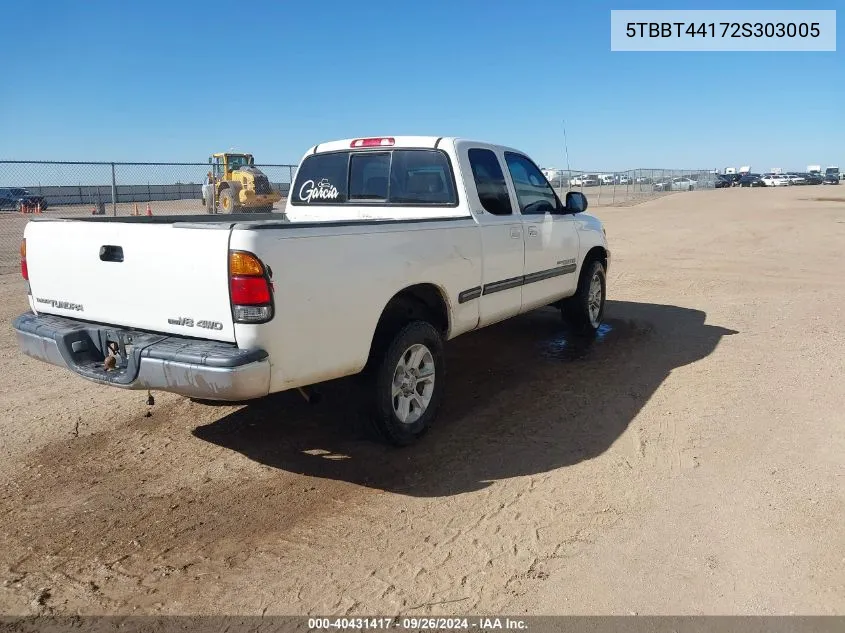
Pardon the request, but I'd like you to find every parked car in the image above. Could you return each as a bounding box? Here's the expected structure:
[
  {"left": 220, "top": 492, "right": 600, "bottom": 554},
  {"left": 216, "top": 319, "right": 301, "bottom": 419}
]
[
  {"left": 715, "top": 175, "right": 731, "bottom": 188},
  {"left": 615, "top": 175, "right": 632, "bottom": 185},
  {"left": 801, "top": 173, "right": 824, "bottom": 185},
  {"left": 570, "top": 174, "right": 599, "bottom": 187},
  {"left": 784, "top": 173, "right": 806, "bottom": 185},
  {"left": 13, "top": 135, "right": 610, "bottom": 446},
  {"left": 760, "top": 174, "right": 790, "bottom": 187},
  {"left": 823, "top": 173, "right": 840, "bottom": 185},
  {"left": 654, "top": 177, "right": 696, "bottom": 192},
  {"left": 739, "top": 174, "right": 765, "bottom": 187},
  {"left": 0, "top": 187, "right": 48, "bottom": 212}
]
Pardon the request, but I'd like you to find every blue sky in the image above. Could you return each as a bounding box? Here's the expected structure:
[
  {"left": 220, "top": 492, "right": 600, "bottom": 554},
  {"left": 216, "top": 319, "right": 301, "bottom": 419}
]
[{"left": 2, "top": 0, "right": 842, "bottom": 171}]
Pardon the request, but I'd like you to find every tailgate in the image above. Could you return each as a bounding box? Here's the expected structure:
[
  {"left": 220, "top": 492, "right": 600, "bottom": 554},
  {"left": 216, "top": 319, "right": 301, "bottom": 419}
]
[{"left": 24, "top": 220, "right": 236, "bottom": 343}]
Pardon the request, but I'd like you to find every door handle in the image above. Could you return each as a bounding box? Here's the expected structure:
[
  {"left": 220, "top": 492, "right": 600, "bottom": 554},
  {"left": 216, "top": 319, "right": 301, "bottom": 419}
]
[
  {"left": 510, "top": 227, "right": 522, "bottom": 239},
  {"left": 99, "top": 245, "right": 124, "bottom": 262},
  {"left": 528, "top": 225, "right": 539, "bottom": 237}
]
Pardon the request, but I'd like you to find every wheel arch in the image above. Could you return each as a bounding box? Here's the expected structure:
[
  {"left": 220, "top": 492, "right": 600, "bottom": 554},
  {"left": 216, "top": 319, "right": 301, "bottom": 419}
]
[
  {"left": 580, "top": 245, "right": 608, "bottom": 281},
  {"left": 217, "top": 181, "right": 242, "bottom": 195},
  {"left": 366, "top": 283, "right": 451, "bottom": 368}
]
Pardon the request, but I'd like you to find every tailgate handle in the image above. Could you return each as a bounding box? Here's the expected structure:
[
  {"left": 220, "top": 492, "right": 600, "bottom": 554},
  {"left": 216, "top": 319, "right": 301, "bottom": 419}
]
[{"left": 99, "top": 245, "right": 124, "bottom": 262}]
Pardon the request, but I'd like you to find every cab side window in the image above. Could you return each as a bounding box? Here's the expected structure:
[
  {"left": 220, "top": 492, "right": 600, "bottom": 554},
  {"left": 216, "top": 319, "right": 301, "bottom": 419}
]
[
  {"left": 468, "top": 148, "right": 512, "bottom": 216},
  {"left": 504, "top": 152, "right": 560, "bottom": 214}
]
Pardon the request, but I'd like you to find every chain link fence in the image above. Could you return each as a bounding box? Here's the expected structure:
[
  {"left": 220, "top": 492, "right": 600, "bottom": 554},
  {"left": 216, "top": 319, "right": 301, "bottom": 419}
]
[
  {"left": 545, "top": 168, "right": 718, "bottom": 207},
  {"left": 0, "top": 161, "right": 296, "bottom": 216},
  {"left": 0, "top": 161, "right": 297, "bottom": 271},
  {"left": 1, "top": 160, "right": 715, "bottom": 272}
]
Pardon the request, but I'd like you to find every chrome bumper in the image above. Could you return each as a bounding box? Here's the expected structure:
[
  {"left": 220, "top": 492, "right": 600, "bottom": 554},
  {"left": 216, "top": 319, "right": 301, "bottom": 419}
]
[{"left": 13, "top": 312, "right": 271, "bottom": 401}]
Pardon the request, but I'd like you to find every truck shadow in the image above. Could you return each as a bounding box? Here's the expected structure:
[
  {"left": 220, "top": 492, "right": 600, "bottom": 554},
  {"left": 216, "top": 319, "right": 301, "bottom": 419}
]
[{"left": 192, "top": 301, "right": 737, "bottom": 497}]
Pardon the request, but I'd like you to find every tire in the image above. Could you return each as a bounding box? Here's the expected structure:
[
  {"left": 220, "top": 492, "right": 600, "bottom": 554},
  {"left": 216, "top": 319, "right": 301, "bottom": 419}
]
[
  {"left": 366, "top": 320, "right": 445, "bottom": 446},
  {"left": 219, "top": 188, "right": 237, "bottom": 213},
  {"left": 562, "top": 259, "right": 606, "bottom": 335}
]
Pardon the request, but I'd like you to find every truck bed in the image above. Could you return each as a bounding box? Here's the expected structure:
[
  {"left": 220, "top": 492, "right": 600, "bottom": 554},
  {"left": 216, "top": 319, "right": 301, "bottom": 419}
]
[{"left": 30, "top": 212, "right": 470, "bottom": 229}]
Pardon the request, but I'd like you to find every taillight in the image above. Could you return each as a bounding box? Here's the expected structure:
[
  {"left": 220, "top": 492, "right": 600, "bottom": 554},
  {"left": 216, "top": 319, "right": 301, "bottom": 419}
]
[
  {"left": 230, "top": 250, "right": 265, "bottom": 276},
  {"left": 350, "top": 137, "right": 395, "bottom": 148},
  {"left": 20, "top": 239, "right": 28, "bottom": 281},
  {"left": 231, "top": 276, "right": 271, "bottom": 304},
  {"left": 229, "top": 250, "right": 273, "bottom": 323}
]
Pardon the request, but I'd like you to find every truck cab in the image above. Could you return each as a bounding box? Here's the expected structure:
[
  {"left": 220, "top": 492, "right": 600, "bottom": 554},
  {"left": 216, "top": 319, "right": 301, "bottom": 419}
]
[{"left": 211, "top": 152, "right": 253, "bottom": 180}]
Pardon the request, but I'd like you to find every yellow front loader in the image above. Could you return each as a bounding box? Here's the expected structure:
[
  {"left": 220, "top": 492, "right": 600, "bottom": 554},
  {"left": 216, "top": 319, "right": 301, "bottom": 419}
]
[{"left": 202, "top": 152, "right": 282, "bottom": 213}]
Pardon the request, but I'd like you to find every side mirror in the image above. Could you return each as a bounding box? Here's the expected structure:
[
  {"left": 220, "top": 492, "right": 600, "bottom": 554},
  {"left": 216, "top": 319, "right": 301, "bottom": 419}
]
[{"left": 565, "top": 191, "right": 588, "bottom": 213}]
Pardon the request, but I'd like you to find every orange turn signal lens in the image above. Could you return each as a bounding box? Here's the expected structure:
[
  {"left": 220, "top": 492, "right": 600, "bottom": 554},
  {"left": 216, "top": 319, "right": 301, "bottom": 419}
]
[
  {"left": 20, "top": 238, "right": 26, "bottom": 258},
  {"left": 229, "top": 250, "right": 264, "bottom": 276}
]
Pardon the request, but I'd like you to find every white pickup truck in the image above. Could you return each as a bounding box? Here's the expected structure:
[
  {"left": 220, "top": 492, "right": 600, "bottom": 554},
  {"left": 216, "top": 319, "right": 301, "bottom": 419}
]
[{"left": 14, "top": 136, "right": 610, "bottom": 445}]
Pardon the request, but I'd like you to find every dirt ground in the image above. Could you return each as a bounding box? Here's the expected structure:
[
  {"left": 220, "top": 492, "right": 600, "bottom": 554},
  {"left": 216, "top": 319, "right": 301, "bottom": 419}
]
[{"left": 0, "top": 186, "right": 843, "bottom": 616}]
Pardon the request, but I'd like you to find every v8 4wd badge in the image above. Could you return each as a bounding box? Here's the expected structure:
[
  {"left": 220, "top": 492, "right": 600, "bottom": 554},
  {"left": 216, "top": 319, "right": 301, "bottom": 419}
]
[{"left": 168, "top": 317, "right": 223, "bottom": 330}]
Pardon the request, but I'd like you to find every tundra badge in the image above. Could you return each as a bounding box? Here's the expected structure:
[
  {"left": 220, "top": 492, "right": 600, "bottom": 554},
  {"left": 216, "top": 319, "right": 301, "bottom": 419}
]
[{"left": 36, "top": 297, "right": 84, "bottom": 311}]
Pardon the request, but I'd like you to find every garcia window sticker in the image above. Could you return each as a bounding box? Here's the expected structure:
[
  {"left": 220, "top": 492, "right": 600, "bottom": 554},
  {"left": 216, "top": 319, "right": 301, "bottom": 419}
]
[
  {"left": 610, "top": 9, "right": 836, "bottom": 51},
  {"left": 299, "top": 177, "right": 340, "bottom": 204}
]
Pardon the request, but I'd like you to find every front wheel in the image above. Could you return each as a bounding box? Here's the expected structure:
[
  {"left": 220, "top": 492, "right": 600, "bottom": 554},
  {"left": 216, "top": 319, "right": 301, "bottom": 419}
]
[
  {"left": 367, "top": 321, "right": 445, "bottom": 446},
  {"left": 562, "top": 259, "right": 606, "bottom": 335},
  {"left": 219, "top": 188, "right": 237, "bottom": 213}
]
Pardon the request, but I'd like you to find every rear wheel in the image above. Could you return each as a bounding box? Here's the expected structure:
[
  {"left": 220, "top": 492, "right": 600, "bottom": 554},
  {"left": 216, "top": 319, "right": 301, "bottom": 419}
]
[
  {"left": 219, "top": 188, "right": 237, "bottom": 213},
  {"left": 366, "top": 320, "right": 445, "bottom": 446},
  {"left": 562, "top": 259, "right": 606, "bottom": 335}
]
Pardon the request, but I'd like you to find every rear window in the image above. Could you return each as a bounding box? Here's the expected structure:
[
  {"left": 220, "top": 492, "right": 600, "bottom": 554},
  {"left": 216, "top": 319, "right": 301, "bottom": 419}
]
[{"left": 290, "top": 149, "right": 457, "bottom": 206}]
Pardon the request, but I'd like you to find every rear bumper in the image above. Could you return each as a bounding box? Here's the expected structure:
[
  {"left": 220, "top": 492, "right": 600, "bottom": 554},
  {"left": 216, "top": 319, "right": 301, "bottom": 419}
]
[{"left": 13, "top": 312, "right": 271, "bottom": 401}]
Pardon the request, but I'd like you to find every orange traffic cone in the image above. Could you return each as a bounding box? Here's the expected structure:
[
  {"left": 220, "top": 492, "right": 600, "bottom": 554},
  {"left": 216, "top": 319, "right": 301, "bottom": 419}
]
[
  {"left": 133, "top": 203, "right": 139, "bottom": 216},
  {"left": 35, "top": 202, "right": 42, "bottom": 215},
  {"left": 145, "top": 202, "right": 152, "bottom": 216}
]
